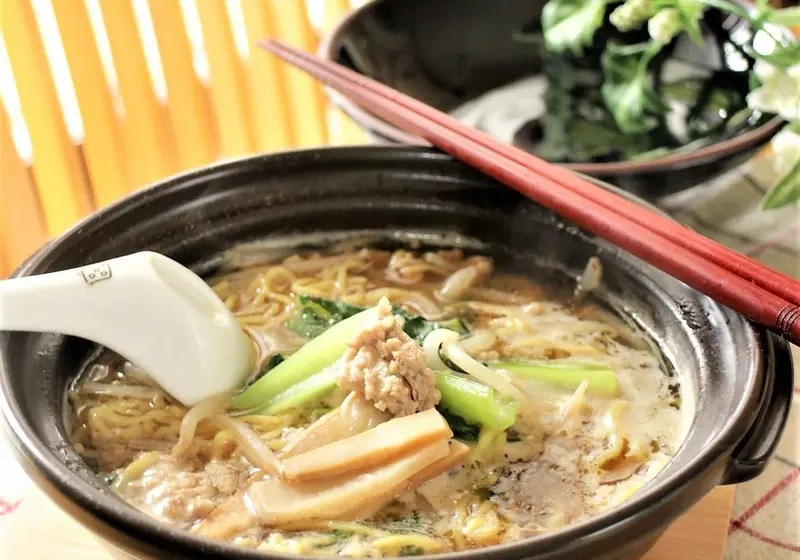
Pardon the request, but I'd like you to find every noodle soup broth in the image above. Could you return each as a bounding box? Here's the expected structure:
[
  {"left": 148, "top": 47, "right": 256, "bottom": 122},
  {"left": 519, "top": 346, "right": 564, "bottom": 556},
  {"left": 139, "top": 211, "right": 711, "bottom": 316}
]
[{"left": 68, "top": 244, "right": 691, "bottom": 557}]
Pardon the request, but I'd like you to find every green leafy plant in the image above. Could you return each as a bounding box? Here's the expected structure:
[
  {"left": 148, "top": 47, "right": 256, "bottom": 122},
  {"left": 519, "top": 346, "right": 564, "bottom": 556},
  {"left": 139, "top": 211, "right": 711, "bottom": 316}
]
[
  {"left": 538, "top": 0, "right": 800, "bottom": 209},
  {"left": 542, "top": 0, "right": 615, "bottom": 54},
  {"left": 761, "top": 124, "right": 800, "bottom": 209},
  {"left": 601, "top": 42, "right": 668, "bottom": 133}
]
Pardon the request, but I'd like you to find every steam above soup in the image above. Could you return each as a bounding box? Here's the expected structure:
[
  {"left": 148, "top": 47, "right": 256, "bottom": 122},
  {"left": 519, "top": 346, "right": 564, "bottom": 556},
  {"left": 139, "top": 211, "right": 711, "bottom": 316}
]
[{"left": 68, "top": 245, "right": 690, "bottom": 557}]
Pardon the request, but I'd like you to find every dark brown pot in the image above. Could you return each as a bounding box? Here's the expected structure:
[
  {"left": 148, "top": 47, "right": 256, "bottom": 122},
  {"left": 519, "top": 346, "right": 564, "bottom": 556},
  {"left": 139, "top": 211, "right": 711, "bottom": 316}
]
[{"left": 0, "top": 147, "right": 793, "bottom": 560}]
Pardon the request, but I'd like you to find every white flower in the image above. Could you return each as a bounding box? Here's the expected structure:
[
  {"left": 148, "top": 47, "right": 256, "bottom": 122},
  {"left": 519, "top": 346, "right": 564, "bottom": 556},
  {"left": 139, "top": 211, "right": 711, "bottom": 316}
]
[
  {"left": 747, "top": 61, "right": 800, "bottom": 122},
  {"left": 771, "top": 127, "right": 800, "bottom": 174},
  {"left": 610, "top": 0, "right": 653, "bottom": 31},
  {"left": 648, "top": 8, "right": 680, "bottom": 43}
]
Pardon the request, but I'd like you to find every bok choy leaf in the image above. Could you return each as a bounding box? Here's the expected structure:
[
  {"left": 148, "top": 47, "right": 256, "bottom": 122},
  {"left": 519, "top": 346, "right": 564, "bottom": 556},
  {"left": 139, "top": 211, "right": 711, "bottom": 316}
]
[
  {"left": 435, "top": 370, "right": 519, "bottom": 431},
  {"left": 284, "top": 295, "right": 468, "bottom": 344},
  {"left": 232, "top": 305, "right": 379, "bottom": 411},
  {"left": 495, "top": 361, "right": 618, "bottom": 395}
]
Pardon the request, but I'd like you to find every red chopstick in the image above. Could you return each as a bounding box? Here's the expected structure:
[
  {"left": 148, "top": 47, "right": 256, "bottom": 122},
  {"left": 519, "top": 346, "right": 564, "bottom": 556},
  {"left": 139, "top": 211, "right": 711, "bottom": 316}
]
[
  {"left": 260, "top": 39, "right": 800, "bottom": 344},
  {"left": 263, "top": 39, "right": 800, "bottom": 309}
]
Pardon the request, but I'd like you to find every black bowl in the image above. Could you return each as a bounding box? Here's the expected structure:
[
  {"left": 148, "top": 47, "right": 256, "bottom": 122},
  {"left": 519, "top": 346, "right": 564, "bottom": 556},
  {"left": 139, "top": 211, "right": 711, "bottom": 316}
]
[
  {"left": 0, "top": 147, "right": 793, "bottom": 560},
  {"left": 319, "top": 0, "right": 788, "bottom": 198}
]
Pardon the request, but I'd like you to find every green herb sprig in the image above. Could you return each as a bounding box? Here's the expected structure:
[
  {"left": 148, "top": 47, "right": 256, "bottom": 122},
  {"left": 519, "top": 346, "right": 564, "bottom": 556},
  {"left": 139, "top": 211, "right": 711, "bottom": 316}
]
[{"left": 539, "top": 0, "right": 799, "bottom": 209}]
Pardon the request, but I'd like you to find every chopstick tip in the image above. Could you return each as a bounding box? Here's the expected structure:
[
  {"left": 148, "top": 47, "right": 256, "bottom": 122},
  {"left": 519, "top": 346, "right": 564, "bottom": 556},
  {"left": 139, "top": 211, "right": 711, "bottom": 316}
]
[{"left": 256, "top": 37, "right": 281, "bottom": 51}]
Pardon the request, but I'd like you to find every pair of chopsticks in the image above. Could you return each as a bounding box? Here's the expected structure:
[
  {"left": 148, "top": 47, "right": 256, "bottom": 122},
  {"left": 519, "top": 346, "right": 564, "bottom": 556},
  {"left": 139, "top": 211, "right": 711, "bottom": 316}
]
[{"left": 260, "top": 39, "right": 800, "bottom": 345}]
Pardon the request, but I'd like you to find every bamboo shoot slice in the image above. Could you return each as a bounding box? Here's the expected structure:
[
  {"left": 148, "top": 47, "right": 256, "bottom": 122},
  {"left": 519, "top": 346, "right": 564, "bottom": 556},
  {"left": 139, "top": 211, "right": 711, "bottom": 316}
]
[
  {"left": 344, "top": 440, "right": 470, "bottom": 520},
  {"left": 247, "top": 439, "right": 450, "bottom": 523},
  {"left": 193, "top": 493, "right": 254, "bottom": 540},
  {"left": 281, "top": 392, "right": 390, "bottom": 457},
  {"left": 282, "top": 408, "right": 452, "bottom": 481},
  {"left": 407, "top": 440, "right": 470, "bottom": 488}
]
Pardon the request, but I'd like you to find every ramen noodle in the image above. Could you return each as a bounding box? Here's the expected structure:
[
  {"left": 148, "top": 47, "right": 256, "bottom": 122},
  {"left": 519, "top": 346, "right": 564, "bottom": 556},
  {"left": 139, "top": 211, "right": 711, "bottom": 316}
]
[{"left": 68, "top": 245, "right": 690, "bottom": 557}]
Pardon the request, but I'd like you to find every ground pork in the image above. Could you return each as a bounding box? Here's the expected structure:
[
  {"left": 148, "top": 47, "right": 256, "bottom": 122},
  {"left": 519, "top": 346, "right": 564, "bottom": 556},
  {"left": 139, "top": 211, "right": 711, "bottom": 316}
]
[
  {"left": 121, "top": 456, "right": 249, "bottom": 527},
  {"left": 336, "top": 299, "right": 440, "bottom": 416}
]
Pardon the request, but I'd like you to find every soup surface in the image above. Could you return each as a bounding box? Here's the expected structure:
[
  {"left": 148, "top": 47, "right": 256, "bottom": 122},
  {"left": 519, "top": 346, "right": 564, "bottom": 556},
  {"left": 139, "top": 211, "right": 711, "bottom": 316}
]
[{"left": 68, "top": 245, "right": 689, "bottom": 557}]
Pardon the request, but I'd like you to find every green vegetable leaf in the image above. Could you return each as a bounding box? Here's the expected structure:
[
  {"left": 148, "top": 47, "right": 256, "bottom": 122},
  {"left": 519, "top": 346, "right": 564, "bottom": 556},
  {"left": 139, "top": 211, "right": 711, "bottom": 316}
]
[
  {"left": 568, "top": 118, "right": 646, "bottom": 158},
  {"left": 285, "top": 295, "right": 468, "bottom": 344},
  {"left": 541, "top": 0, "right": 612, "bottom": 55},
  {"left": 283, "top": 308, "right": 330, "bottom": 338},
  {"left": 305, "top": 296, "right": 365, "bottom": 319},
  {"left": 601, "top": 42, "right": 669, "bottom": 133},
  {"left": 233, "top": 306, "right": 380, "bottom": 410},
  {"left": 284, "top": 295, "right": 365, "bottom": 338},
  {"left": 437, "top": 407, "right": 480, "bottom": 441},
  {"left": 668, "top": 0, "right": 705, "bottom": 45},
  {"left": 762, "top": 157, "right": 800, "bottom": 210},
  {"left": 536, "top": 57, "right": 579, "bottom": 160},
  {"left": 399, "top": 546, "right": 425, "bottom": 557},
  {"left": 394, "top": 307, "right": 468, "bottom": 344},
  {"left": 662, "top": 79, "right": 742, "bottom": 112},
  {"left": 435, "top": 370, "right": 519, "bottom": 431}
]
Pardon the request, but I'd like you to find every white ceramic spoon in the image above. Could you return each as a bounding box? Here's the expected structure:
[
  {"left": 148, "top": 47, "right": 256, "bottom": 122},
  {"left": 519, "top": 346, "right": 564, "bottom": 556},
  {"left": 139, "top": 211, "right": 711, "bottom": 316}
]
[{"left": 0, "top": 251, "right": 253, "bottom": 405}]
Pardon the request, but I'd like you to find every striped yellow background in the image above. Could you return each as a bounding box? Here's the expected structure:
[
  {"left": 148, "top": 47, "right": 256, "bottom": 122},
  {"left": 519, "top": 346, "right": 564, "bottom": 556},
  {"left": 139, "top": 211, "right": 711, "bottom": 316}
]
[
  {"left": 0, "top": 0, "right": 367, "bottom": 276},
  {"left": 2, "top": 1, "right": 794, "bottom": 277}
]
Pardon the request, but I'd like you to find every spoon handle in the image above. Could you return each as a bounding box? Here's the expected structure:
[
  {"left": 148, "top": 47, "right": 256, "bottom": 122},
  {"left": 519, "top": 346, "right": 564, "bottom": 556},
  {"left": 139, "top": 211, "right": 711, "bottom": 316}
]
[
  {"left": 0, "top": 259, "right": 124, "bottom": 338},
  {"left": 0, "top": 252, "right": 253, "bottom": 405}
]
